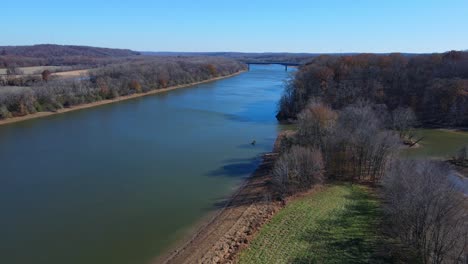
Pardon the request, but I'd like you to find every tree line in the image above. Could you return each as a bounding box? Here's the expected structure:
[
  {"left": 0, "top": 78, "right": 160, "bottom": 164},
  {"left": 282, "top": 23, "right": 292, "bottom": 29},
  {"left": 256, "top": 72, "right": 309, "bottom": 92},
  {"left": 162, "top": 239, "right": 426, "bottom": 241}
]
[
  {"left": 274, "top": 101, "right": 401, "bottom": 193},
  {"left": 0, "top": 57, "right": 246, "bottom": 119},
  {"left": 277, "top": 51, "right": 468, "bottom": 127}
]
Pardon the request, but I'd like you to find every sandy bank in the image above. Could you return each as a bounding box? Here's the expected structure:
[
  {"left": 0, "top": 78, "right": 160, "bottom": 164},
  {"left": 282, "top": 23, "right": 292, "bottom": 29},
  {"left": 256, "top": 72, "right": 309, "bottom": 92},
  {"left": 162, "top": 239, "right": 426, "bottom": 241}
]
[
  {"left": 157, "top": 132, "right": 295, "bottom": 264},
  {"left": 0, "top": 70, "right": 246, "bottom": 126},
  {"left": 158, "top": 154, "right": 280, "bottom": 264}
]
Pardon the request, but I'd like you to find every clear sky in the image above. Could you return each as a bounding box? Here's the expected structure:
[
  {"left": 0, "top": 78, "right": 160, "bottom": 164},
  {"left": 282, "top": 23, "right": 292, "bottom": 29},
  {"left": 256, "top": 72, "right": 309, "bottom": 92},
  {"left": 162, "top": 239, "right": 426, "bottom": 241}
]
[{"left": 2, "top": 0, "right": 467, "bottom": 53}]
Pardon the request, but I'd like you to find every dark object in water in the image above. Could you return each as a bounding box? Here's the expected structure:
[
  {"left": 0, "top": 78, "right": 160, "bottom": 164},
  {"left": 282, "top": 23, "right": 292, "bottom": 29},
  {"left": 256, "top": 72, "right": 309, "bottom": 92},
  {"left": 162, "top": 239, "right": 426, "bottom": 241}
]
[{"left": 251, "top": 140, "right": 256, "bottom": 145}]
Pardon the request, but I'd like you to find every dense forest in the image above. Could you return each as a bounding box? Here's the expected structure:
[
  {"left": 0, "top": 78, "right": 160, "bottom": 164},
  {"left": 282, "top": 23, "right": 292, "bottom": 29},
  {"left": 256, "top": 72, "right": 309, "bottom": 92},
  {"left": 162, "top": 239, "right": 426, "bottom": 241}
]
[
  {"left": 0, "top": 44, "right": 141, "bottom": 67},
  {"left": 0, "top": 57, "right": 245, "bottom": 119},
  {"left": 277, "top": 51, "right": 468, "bottom": 127}
]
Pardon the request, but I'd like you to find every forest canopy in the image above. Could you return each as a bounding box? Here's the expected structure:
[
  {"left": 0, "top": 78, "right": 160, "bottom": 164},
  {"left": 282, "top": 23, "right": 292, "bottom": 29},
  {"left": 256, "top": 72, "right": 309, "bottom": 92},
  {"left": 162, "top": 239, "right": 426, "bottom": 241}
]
[{"left": 277, "top": 51, "right": 468, "bottom": 127}]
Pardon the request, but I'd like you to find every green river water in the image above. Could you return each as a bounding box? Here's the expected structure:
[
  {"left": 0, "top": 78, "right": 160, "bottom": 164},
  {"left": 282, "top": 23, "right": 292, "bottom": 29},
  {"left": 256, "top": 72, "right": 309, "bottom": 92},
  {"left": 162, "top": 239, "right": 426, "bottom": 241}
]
[{"left": 0, "top": 65, "right": 292, "bottom": 264}]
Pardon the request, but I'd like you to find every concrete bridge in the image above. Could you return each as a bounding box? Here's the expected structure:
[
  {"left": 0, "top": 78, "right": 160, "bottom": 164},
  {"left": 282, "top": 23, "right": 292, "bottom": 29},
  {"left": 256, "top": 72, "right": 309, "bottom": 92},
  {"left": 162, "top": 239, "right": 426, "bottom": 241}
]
[{"left": 245, "top": 62, "right": 301, "bottom": 71}]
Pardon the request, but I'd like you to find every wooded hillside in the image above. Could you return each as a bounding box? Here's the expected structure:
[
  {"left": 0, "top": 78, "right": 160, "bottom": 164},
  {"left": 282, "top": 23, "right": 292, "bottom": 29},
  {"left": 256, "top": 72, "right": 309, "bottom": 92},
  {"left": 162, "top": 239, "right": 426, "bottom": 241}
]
[
  {"left": 0, "top": 57, "right": 245, "bottom": 119},
  {"left": 0, "top": 44, "right": 141, "bottom": 67},
  {"left": 277, "top": 51, "right": 468, "bottom": 127}
]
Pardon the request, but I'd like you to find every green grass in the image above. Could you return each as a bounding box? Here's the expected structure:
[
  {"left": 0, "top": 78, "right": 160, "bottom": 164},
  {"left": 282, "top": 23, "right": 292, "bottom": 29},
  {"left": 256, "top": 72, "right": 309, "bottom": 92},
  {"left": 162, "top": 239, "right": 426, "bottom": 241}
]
[
  {"left": 238, "top": 184, "right": 381, "bottom": 264},
  {"left": 401, "top": 129, "right": 468, "bottom": 159}
]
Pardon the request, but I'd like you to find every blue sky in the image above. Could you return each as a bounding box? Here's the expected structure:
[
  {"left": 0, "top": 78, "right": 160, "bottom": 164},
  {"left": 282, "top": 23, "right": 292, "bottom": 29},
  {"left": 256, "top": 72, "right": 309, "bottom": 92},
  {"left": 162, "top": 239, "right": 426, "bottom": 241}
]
[{"left": 2, "top": 0, "right": 467, "bottom": 53}]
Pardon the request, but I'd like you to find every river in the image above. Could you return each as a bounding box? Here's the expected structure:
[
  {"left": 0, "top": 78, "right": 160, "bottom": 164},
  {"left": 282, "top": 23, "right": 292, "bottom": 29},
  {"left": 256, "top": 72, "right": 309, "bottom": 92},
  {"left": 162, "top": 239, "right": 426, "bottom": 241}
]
[{"left": 0, "top": 65, "right": 292, "bottom": 264}]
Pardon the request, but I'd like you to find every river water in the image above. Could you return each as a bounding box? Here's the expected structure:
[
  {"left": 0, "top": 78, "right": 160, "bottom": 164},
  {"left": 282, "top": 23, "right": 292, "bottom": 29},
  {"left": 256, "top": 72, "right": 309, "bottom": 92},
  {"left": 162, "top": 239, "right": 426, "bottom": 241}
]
[{"left": 0, "top": 65, "right": 292, "bottom": 264}]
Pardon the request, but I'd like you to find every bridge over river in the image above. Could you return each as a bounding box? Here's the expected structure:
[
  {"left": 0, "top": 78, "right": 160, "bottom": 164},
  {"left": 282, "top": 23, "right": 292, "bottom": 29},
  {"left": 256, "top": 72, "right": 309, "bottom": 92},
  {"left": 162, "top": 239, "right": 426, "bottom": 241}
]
[{"left": 245, "top": 62, "right": 301, "bottom": 71}]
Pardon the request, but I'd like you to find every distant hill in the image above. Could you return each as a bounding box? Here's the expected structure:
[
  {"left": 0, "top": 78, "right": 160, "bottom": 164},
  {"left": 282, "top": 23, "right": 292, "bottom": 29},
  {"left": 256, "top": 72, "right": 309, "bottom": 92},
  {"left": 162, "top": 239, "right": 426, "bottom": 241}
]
[
  {"left": 0, "top": 44, "right": 141, "bottom": 67},
  {"left": 0, "top": 44, "right": 429, "bottom": 68},
  {"left": 141, "top": 51, "right": 319, "bottom": 64},
  {"left": 140, "top": 51, "right": 422, "bottom": 65},
  {"left": 0, "top": 44, "right": 140, "bottom": 58}
]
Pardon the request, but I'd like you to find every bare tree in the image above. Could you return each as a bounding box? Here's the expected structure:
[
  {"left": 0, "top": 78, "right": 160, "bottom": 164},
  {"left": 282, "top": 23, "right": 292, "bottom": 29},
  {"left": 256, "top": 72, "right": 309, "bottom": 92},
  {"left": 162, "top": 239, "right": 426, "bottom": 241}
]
[
  {"left": 383, "top": 159, "right": 468, "bottom": 264},
  {"left": 322, "top": 102, "right": 399, "bottom": 182},
  {"left": 391, "top": 107, "right": 417, "bottom": 138},
  {"left": 272, "top": 146, "right": 324, "bottom": 197}
]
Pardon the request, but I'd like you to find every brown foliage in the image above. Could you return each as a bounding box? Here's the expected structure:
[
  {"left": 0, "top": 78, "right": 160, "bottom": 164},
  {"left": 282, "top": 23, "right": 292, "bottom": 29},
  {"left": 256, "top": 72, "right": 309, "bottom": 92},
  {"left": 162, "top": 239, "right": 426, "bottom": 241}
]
[
  {"left": 297, "top": 101, "right": 337, "bottom": 148},
  {"left": 206, "top": 64, "right": 217, "bottom": 76},
  {"left": 294, "top": 101, "right": 399, "bottom": 183},
  {"left": 41, "top": 70, "right": 51, "bottom": 82},
  {"left": 129, "top": 80, "right": 142, "bottom": 93},
  {"left": 278, "top": 51, "right": 468, "bottom": 127}
]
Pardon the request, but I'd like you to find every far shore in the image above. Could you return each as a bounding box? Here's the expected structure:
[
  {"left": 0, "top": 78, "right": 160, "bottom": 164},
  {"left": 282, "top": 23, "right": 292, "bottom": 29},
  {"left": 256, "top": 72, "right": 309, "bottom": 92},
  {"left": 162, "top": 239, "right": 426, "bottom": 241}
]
[{"left": 0, "top": 70, "right": 246, "bottom": 126}]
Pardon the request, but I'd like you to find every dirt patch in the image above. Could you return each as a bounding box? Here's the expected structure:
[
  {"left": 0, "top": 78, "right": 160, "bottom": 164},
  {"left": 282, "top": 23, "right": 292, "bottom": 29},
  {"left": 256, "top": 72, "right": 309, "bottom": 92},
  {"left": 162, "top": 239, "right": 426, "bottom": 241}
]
[{"left": 51, "top": 69, "right": 89, "bottom": 78}]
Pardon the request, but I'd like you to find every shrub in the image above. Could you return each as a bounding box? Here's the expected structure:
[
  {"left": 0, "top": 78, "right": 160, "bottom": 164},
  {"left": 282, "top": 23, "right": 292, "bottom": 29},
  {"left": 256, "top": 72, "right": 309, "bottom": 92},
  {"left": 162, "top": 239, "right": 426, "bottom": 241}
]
[
  {"left": 0, "top": 105, "right": 10, "bottom": 118},
  {"left": 129, "top": 80, "right": 142, "bottom": 93},
  {"left": 455, "top": 145, "right": 467, "bottom": 161},
  {"left": 41, "top": 70, "right": 51, "bottom": 82}
]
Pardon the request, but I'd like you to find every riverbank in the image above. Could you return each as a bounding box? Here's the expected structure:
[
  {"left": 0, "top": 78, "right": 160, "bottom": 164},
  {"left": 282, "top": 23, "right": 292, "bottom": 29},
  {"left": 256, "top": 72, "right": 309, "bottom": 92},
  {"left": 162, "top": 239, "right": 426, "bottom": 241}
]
[
  {"left": 158, "top": 133, "right": 292, "bottom": 264},
  {"left": 0, "top": 70, "right": 246, "bottom": 126}
]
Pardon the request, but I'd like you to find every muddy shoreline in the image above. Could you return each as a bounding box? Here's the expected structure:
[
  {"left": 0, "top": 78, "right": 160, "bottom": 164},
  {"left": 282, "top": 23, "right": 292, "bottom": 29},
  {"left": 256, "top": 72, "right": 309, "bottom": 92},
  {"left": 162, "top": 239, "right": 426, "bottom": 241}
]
[
  {"left": 156, "top": 133, "right": 290, "bottom": 264},
  {"left": 0, "top": 70, "right": 246, "bottom": 126}
]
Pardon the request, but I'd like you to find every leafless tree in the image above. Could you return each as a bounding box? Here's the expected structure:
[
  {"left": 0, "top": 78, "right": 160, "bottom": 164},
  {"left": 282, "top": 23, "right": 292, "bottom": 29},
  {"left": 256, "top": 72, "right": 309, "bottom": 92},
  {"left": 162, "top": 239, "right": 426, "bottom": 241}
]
[
  {"left": 382, "top": 159, "right": 468, "bottom": 264},
  {"left": 391, "top": 107, "right": 417, "bottom": 138},
  {"left": 323, "top": 102, "right": 399, "bottom": 182},
  {"left": 272, "top": 146, "right": 324, "bottom": 197}
]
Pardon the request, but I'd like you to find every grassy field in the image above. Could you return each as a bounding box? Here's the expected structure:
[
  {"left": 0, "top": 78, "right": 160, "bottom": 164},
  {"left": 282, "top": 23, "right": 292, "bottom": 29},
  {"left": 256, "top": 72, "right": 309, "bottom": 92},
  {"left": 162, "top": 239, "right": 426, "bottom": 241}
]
[
  {"left": 0, "top": 66, "right": 65, "bottom": 75},
  {"left": 238, "top": 184, "right": 381, "bottom": 264},
  {"left": 401, "top": 129, "right": 468, "bottom": 159}
]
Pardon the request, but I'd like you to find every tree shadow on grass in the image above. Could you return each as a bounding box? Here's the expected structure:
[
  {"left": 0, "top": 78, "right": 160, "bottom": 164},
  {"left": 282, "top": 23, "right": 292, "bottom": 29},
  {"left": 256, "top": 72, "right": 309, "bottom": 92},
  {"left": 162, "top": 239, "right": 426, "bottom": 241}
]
[{"left": 292, "top": 187, "right": 388, "bottom": 264}]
